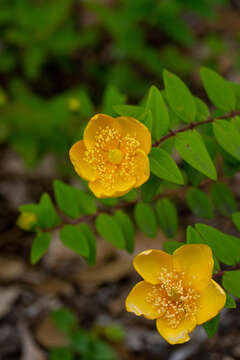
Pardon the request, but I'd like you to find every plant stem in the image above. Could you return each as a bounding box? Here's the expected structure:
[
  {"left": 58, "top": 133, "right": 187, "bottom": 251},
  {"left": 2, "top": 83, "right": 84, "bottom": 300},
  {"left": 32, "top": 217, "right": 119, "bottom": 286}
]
[
  {"left": 214, "top": 263, "right": 240, "bottom": 279},
  {"left": 152, "top": 110, "right": 240, "bottom": 147}
]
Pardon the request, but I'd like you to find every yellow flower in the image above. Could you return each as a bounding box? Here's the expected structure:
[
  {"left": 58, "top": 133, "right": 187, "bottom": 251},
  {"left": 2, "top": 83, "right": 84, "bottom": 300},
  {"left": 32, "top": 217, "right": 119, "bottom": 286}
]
[
  {"left": 69, "top": 113, "right": 151, "bottom": 198},
  {"left": 17, "top": 212, "right": 37, "bottom": 231},
  {"left": 126, "top": 244, "right": 226, "bottom": 345},
  {"left": 68, "top": 98, "right": 81, "bottom": 112}
]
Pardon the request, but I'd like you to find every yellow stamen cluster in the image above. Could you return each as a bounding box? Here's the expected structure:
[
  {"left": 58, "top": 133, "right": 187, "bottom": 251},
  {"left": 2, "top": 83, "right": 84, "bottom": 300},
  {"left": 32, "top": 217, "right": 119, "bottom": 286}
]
[
  {"left": 146, "top": 268, "right": 200, "bottom": 329},
  {"left": 84, "top": 126, "right": 140, "bottom": 191}
]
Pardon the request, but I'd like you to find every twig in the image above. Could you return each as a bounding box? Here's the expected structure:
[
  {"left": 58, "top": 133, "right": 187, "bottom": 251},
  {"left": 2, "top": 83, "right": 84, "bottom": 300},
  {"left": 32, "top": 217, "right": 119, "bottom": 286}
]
[{"left": 152, "top": 110, "right": 240, "bottom": 147}]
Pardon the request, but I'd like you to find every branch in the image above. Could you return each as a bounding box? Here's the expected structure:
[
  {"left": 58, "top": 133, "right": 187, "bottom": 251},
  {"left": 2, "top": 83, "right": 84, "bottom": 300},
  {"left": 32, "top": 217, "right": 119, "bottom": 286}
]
[
  {"left": 152, "top": 110, "right": 240, "bottom": 147},
  {"left": 214, "top": 263, "right": 240, "bottom": 279}
]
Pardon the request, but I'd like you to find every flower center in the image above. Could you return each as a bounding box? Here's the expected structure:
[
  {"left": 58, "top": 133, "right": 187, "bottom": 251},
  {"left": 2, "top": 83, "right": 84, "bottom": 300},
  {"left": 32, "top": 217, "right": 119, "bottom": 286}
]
[
  {"left": 146, "top": 269, "right": 200, "bottom": 329},
  {"left": 84, "top": 126, "right": 140, "bottom": 191},
  {"left": 108, "top": 149, "right": 123, "bottom": 164}
]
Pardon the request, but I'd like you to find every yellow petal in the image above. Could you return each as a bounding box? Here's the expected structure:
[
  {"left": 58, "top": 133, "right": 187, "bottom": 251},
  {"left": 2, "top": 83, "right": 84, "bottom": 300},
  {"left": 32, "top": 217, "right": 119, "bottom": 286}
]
[
  {"left": 173, "top": 244, "right": 214, "bottom": 292},
  {"left": 134, "top": 149, "right": 150, "bottom": 187},
  {"left": 84, "top": 113, "right": 122, "bottom": 150},
  {"left": 88, "top": 177, "right": 135, "bottom": 199},
  {"left": 116, "top": 116, "right": 151, "bottom": 154},
  {"left": 197, "top": 279, "right": 226, "bottom": 325},
  {"left": 69, "top": 140, "right": 97, "bottom": 182},
  {"left": 156, "top": 317, "right": 196, "bottom": 345},
  {"left": 126, "top": 281, "right": 163, "bottom": 320},
  {"left": 133, "top": 250, "right": 173, "bottom": 285}
]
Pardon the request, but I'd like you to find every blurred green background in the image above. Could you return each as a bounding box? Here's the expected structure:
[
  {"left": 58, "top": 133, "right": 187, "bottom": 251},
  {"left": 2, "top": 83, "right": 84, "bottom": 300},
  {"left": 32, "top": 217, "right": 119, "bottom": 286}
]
[{"left": 1, "top": 0, "right": 239, "bottom": 170}]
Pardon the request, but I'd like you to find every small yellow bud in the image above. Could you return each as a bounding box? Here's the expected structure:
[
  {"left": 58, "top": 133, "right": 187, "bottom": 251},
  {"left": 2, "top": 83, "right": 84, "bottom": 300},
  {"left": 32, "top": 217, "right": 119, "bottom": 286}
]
[
  {"left": 17, "top": 212, "right": 37, "bottom": 231},
  {"left": 68, "top": 98, "right": 81, "bottom": 112}
]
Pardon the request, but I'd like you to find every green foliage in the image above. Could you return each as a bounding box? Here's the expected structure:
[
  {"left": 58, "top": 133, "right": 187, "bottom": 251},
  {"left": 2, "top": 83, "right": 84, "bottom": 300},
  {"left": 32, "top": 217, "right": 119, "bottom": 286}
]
[
  {"left": 52, "top": 308, "right": 77, "bottom": 335},
  {"left": 163, "top": 70, "right": 196, "bottom": 123},
  {"left": 54, "top": 180, "right": 97, "bottom": 219},
  {"left": 96, "top": 214, "right": 126, "bottom": 250},
  {"left": 162, "top": 241, "right": 183, "bottom": 254},
  {"left": 31, "top": 232, "right": 51, "bottom": 264},
  {"left": 114, "top": 211, "right": 135, "bottom": 253},
  {"left": 225, "top": 293, "right": 236, "bottom": 309},
  {"left": 203, "top": 314, "right": 220, "bottom": 338},
  {"left": 149, "top": 148, "right": 184, "bottom": 185},
  {"left": 51, "top": 308, "right": 118, "bottom": 359},
  {"left": 175, "top": 130, "right": 217, "bottom": 180},
  {"left": 141, "top": 175, "right": 161, "bottom": 202},
  {"left": 60, "top": 225, "right": 90, "bottom": 258},
  {"left": 134, "top": 202, "right": 158, "bottom": 238},
  {"left": 187, "top": 224, "right": 240, "bottom": 266},
  {"left": 200, "top": 67, "right": 236, "bottom": 111},
  {"left": 222, "top": 270, "right": 240, "bottom": 297},
  {"left": 213, "top": 120, "right": 240, "bottom": 161},
  {"left": 50, "top": 348, "right": 74, "bottom": 360},
  {"left": 156, "top": 198, "right": 178, "bottom": 238},
  {"left": 210, "top": 182, "right": 237, "bottom": 218},
  {"left": 146, "top": 86, "right": 169, "bottom": 139},
  {"left": 186, "top": 187, "right": 214, "bottom": 219},
  {"left": 232, "top": 212, "right": 240, "bottom": 231}
]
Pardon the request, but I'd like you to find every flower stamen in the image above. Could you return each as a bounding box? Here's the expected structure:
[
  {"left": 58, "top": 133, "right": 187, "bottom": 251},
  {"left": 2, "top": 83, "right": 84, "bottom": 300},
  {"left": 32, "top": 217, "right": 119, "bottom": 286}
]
[{"left": 146, "top": 269, "right": 200, "bottom": 329}]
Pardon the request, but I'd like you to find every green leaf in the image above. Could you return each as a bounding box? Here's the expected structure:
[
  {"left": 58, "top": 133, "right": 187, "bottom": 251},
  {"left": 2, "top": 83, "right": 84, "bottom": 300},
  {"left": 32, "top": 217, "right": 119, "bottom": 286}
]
[
  {"left": 52, "top": 308, "right": 77, "bottom": 335},
  {"left": 113, "top": 104, "right": 145, "bottom": 118},
  {"left": 77, "top": 223, "right": 96, "bottom": 266},
  {"left": 141, "top": 175, "right": 161, "bottom": 202},
  {"left": 184, "top": 162, "right": 205, "bottom": 187},
  {"left": 89, "top": 338, "right": 118, "bottom": 360},
  {"left": 60, "top": 225, "right": 89, "bottom": 257},
  {"left": 31, "top": 232, "right": 51, "bottom": 264},
  {"left": 222, "top": 270, "right": 240, "bottom": 297},
  {"left": 54, "top": 180, "right": 79, "bottom": 219},
  {"left": 232, "top": 212, "right": 240, "bottom": 231},
  {"left": 121, "top": 189, "right": 138, "bottom": 202},
  {"left": 162, "top": 241, "right": 183, "bottom": 254},
  {"left": 203, "top": 314, "right": 220, "bottom": 338},
  {"left": 230, "top": 81, "right": 240, "bottom": 107},
  {"left": 195, "top": 224, "right": 240, "bottom": 266},
  {"left": 186, "top": 226, "right": 220, "bottom": 272},
  {"left": 96, "top": 214, "right": 125, "bottom": 249},
  {"left": 186, "top": 225, "right": 203, "bottom": 244},
  {"left": 134, "top": 202, "right": 157, "bottom": 238},
  {"left": 103, "top": 325, "right": 125, "bottom": 343},
  {"left": 213, "top": 120, "right": 240, "bottom": 160},
  {"left": 149, "top": 148, "right": 184, "bottom": 185},
  {"left": 146, "top": 85, "right": 169, "bottom": 139},
  {"left": 210, "top": 182, "right": 237, "bottom": 218},
  {"left": 102, "top": 85, "right": 126, "bottom": 116},
  {"left": 186, "top": 187, "right": 214, "bottom": 219},
  {"left": 200, "top": 67, "right": 236, "bottom": 111},
  {"left": 70, "top": 329, "right": 90, "bottom": 354},
  {"left": 54, "top": 180, "right": 97, "bottom": 219},
  {"left": 195, "top": 96, "right": 210, "bottom": 122},
  {"left": 139, "top": 110, "right": 152, "bottom": 132},
  {"left": 114, "top": 210, "right": 135, "bottom": 253},
  {"left": 156, "top": 198, "right": 178, "bottom": 238},
  {"left": 100, "top": 198, "right": 118, "bottom": 207},
  {"left": 163, "top": 69, "right": 196, "bottom": 123},
  {"left": 225, "top": 293, "right": 236, "bottom": 309},
  {"left": 175, "top": 130, "right": 217, "bottom": 180},
  {"left": 50, "top": 348, "right": 74, "bottom": 360},
  {"left": 38, "top": 193, "right": 60, "bottom": 229}
]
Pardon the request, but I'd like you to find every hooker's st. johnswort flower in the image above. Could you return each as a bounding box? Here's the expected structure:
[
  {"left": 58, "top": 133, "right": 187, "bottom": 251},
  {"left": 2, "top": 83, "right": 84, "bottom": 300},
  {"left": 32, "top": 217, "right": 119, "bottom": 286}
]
[
  {"left": 126, "top": 244, "right": 226, "bottom": 345},
  {"left": 69, "top": 113, "right": 151, "bottom": 198}
]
